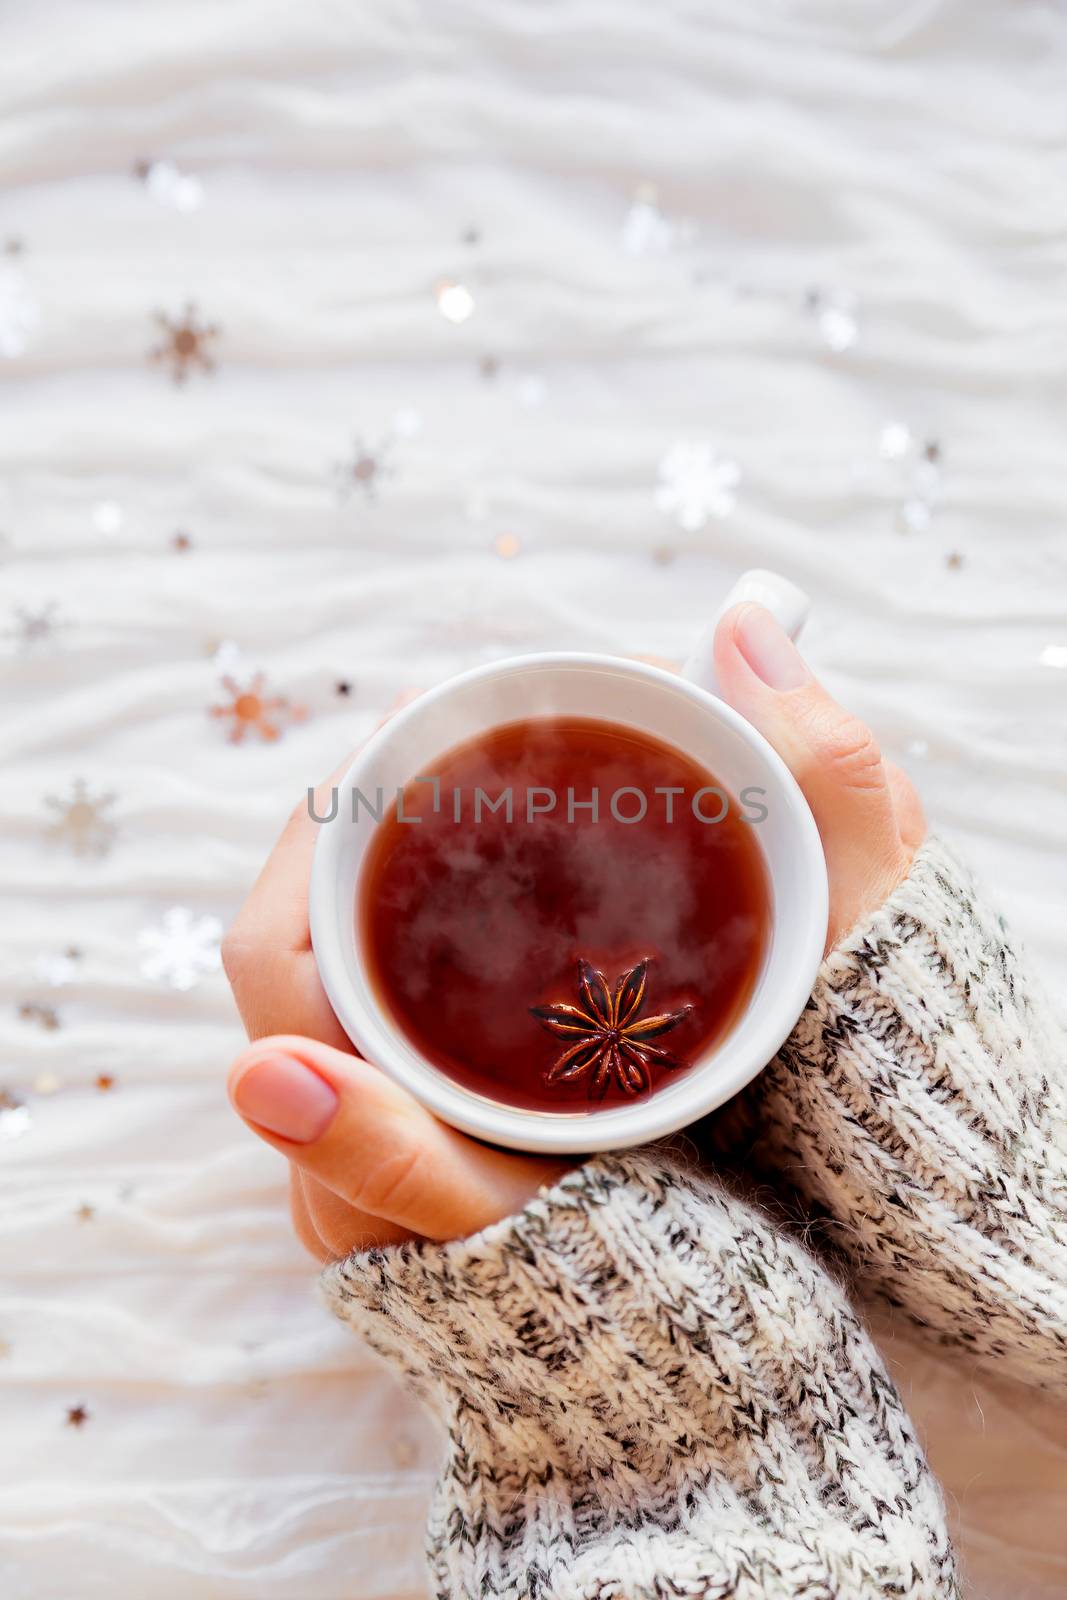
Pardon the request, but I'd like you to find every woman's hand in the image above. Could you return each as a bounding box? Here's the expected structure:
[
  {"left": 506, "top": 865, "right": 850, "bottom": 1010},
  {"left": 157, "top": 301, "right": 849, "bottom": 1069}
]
[{"left": 224, "top": 603, "right": 926, "bottom": 1261}]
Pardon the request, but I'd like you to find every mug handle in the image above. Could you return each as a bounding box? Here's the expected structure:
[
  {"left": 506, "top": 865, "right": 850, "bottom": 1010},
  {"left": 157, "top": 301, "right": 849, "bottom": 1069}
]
[{"left": 680, "top": 567, "right": 810, "bottom": 698}]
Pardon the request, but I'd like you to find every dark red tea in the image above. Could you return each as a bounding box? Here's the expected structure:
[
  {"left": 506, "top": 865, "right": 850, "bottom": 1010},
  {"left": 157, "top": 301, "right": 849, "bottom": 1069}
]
[{"left": 358, "top": 717, "right": 770, "bottom": 1113}]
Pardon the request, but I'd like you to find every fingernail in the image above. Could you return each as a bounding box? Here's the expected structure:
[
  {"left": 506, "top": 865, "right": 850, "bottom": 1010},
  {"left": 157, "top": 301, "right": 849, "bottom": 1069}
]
[
  {"left": 231, "top": 1053, "right": 339, "bottom": 1143},
  {"left": 735, "top": 604, "right": 809, "bottom": 691}
]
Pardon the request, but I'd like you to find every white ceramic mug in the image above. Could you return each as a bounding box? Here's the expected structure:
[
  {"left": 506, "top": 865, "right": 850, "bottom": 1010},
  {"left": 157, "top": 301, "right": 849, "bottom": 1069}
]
[{"left": 309, "top": 569, "right": 827, "bottom": 1155}]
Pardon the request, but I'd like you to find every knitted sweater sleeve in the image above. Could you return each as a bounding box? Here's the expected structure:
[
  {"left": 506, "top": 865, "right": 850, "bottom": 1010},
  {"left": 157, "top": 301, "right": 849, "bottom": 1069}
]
[
  {"left": 322, "top": 1151, "right": 956, "bottom": 1600},
  {"left": 754, "top": 834, "right": 1067, "bottom": 1387}
]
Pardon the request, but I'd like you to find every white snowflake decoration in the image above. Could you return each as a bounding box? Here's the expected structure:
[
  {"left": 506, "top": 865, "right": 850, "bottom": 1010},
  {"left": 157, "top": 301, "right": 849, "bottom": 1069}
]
[
  {"left": 655, "top": 439, "right": 741, "bottom": 531},
  {"left": 139, "top": 908, "right": 223, "bottom": 991}
]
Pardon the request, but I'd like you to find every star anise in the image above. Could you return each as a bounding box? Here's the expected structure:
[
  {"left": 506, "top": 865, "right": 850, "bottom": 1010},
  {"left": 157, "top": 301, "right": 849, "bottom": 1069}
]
[{"left": 530, "top": 958, "right": 690, "bottom": 1099}]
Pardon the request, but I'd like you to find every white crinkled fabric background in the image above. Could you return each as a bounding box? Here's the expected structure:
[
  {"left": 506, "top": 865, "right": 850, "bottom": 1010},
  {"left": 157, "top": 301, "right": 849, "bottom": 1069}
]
[{"left": 2, "top": 1, "right": 1066, "bottom": 1595}]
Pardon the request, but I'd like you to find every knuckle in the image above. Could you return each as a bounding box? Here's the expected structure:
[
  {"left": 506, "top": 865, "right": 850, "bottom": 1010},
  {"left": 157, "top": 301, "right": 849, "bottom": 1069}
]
[
  {"left": 805, "top": 705, "right": 884, "bottom": 791},
  {"left": 348, "top": 1143, "right": 426, "bottom": 1220}
]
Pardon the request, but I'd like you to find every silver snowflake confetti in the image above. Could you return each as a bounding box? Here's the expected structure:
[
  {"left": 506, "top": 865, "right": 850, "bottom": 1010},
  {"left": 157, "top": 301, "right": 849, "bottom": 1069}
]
[
  {"left": 45, "top": 780, "right": 118, "bottom": 856},
  {"left": 35, "top": 946, "right": 83, "bottom": 986},
  {"left": 655, "top": 439, "right": 741, "bottom": 531},
  {"left": 805, "top": 288, "right": 858, "bottom": 353},
  {"left": 138, "top": 907, "right": 223, "bottom": 991},
  {"left": 435, "top": 279, "right": 475, "bottom": 323},
  {"left": 0, "top": 1089, "right": 31, "bottom": 1141},
  {"left": 1039, "top": 644, "right": 1067, "bottom": 670},
  {"left": 0, "top": 263, "right": 38, "bottom": 358}
]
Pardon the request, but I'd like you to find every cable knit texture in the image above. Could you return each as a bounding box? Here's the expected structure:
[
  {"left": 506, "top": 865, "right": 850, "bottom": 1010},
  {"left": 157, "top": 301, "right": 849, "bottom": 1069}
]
[
  {"left": 324, "top": 1152, "right": 956, "bottom": 1599},
  {"left": 322, "top": 837, "right": 1066, "bottom": 1597},
  {"left": 752, "top": 835, "right": 1067, "bottom": 1387}
]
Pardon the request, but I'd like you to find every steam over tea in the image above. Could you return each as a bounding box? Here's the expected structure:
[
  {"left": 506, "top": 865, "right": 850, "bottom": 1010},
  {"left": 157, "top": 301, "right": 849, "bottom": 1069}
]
[{"left": 359, "top": 717, "right": 770, "bottom": 1113}]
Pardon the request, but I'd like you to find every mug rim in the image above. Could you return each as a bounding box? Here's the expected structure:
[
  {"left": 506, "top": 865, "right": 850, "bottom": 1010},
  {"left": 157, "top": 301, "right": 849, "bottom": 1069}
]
[{"left": 309, "top": 650, "right": 828, "bottom": 1154}]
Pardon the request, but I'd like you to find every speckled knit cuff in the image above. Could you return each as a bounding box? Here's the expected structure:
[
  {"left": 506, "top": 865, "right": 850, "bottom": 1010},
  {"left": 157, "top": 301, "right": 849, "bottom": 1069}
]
[
  {"left": 758, "top": 834, "right": 1067, "bottom": 1386},
  {"left": 323, "top": 1151, "right": 956, "bottom": 1599}
]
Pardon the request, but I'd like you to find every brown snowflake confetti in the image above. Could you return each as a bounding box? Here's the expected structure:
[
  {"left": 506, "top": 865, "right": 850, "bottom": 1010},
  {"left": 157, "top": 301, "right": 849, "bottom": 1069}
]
[
  {"left": 946, "top": 551, "right": 964, "bottom": 571},
  {"left": 150, "top": 303, "right": 220, "bottom": 384},
  {"left": 335, "top": 679, "right": 353, "bottom": 697},
  {"left": 493, "top": 533, "right": 521, "bottom": 560},
  {"left": 0, "top": 1338, "right": 11, "bottom": 1359},
  {"left": 210, "top": 673, "right": 307, "bottom": 744},
  {"left": 66, "top": 1405, "right": 90, "bottom": 1428},
  {"left": 4, "top": 237, "right": 24, "bottom": 257},
  {"left": 531, "top": 958, "right": 691, "bottom": 1099},
  {"left": 18, "top": 1001, "right": 60, "bottom": 1031},
  {"left": 94, "top": 1073, "right": 115, "bottom": 1092},
  {"left": 45, "top": 779, "right": 117, "bottom": 856},
  {"left": 34, "top": 1072, "right": 62, "bottom": 1095},
  {"left": 171, "top": 529, "right": 193, "bottom": 553},
  {"left": 479, "top": 354, "right": 500, "bottom": 381},
  {"left": 75, "top": 1203, "right": 95, "bottom": 1223}
]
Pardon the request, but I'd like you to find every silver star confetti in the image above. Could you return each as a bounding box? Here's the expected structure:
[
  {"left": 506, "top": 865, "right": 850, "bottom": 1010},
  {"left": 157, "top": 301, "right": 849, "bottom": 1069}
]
[
  {"left": 45, "top": 779, "right": 117, "bottom": 856},
  {"left": 805, "top": 287, "right": 858, "bottom": 353},
  {"left": 138, "top": 908, "right": 223, "bottom": 990},
  {"left": 655, "top": 439, "right": 740, "bottom": 531},
  {"left": 435, "top": 280, "right": 475, "bottom": 323},
  {"left": 0, "top": 1089, "right": 30, "bottom": 1141}
]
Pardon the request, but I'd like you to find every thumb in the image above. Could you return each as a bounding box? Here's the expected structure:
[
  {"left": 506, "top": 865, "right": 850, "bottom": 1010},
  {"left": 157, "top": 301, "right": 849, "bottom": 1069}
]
[
  {"left": 714, "top": 603, "right": 915, "bottom": 949},
  {"left": 228, "top": 1034, "right": 565, "bottom": 1243}
]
